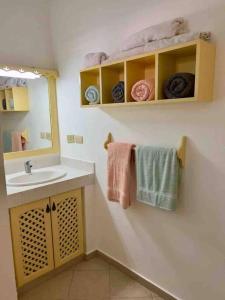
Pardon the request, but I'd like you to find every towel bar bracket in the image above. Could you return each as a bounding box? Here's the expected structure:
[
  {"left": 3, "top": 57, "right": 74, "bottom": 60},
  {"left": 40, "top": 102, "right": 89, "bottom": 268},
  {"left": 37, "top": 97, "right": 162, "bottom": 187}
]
[
  {"left": 177, "top": 136, "right": 187, "bottom": 168},
  {"left": 104, "top": 132, "right": 113, "bottom": 150}
]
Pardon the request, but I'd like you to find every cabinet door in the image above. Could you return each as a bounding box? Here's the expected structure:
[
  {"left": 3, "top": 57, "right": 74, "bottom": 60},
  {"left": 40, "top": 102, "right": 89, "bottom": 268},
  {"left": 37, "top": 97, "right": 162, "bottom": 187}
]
[
  {"left": 50, "top": 189, "right": 84, "bottom": 268},
  {"left": 10, "top": 198, "right": 54, "bottom": 287}
]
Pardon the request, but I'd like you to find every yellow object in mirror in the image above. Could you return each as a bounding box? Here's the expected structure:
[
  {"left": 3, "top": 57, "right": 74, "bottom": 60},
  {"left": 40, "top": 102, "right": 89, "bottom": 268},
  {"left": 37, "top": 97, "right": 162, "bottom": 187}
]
[{"left": 2, "top": 64, "right": 59, "bottom": 160}]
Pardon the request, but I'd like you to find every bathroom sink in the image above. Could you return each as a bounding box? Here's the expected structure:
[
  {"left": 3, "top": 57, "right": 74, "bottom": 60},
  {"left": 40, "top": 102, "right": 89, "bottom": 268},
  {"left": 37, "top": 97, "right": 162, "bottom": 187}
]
[{"left": 7, "top": 169, "right": 67, "bottom": 187}]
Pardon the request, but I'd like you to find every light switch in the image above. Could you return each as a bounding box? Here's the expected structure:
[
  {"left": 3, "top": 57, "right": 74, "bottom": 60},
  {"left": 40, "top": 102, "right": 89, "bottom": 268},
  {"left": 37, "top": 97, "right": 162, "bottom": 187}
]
[
  {"left": 40, "top": 132, "right": 46, "bottom": 139},
  {"left": 46, "top": 132, "right": 52, "bottom": 141},
  {"left": 67, "top": 135, "right": 75, "bottom": 143},
  {"left": 74, "top": 135, "right": 83, "bottom": 144},
  {"left": 67, "top": 135, "right": 83, "bottom": 144}
]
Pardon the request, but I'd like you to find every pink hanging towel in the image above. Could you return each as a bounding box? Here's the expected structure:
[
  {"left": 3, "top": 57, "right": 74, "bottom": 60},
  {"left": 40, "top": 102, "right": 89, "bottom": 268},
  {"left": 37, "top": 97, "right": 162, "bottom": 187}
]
[
  {"left": 107, "top": 142, "right": 136, "bottom": 209},
  {"left": 11, "top": 132, "right": 26, "bottom": 152}
]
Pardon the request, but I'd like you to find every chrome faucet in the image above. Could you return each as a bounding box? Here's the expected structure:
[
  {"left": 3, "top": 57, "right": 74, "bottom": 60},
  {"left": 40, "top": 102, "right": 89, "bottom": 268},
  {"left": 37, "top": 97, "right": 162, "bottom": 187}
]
[{"left": 24, "top": 160, "right": 33, "bottom": 174}]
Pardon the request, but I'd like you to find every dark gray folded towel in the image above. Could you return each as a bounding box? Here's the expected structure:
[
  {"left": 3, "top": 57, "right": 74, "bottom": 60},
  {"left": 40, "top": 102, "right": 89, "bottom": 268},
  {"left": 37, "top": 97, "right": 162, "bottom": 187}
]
[
  {"left": 112, "top": 81, "right": 125, "bottom": 103},
  {"left": 163, "top": 73, "right": 195, "bottom": 99}
]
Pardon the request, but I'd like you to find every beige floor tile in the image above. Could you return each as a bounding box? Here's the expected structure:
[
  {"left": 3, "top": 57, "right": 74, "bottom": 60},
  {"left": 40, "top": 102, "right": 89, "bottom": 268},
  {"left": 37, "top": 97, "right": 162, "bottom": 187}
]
[
  {"left": 22, "top": 269, "right": 73, "bottom": 300},
  {"left": 21, "top": 289, "right": 51, "bottom": 300},
  {"left": 74, "top": 256, "right": 109, "bottom": 271},
  {"left": 69, "top": 270, "right": 109, "bottom": 300},
  {"left": 19, "top": 258, "right": 165, "bottom": 300},
  {"left": 110, "top": 268, "right": 152, "bottom": 298},
  {"left": 151, "top": 291, "right": 165, "bottom": 300},
  {"left": 111, "top": 298, "right": 153, "bottom": 300}
]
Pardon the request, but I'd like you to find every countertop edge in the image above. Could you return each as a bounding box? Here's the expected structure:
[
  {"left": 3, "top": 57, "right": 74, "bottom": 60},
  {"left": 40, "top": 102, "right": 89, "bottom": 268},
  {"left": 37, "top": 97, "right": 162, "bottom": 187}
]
[{"left": 7, "top": 171, "right": 95, "bottom": 209}]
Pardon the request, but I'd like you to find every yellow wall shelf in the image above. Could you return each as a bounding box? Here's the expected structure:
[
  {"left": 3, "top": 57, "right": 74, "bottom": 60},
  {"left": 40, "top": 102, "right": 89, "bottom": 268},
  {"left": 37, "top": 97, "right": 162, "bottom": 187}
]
[
  {"left": 80, "top": 39, "right": 215, "bottom": 107},
  {"left": 0, "top": 86, "right": 29, "bottom": 112}
]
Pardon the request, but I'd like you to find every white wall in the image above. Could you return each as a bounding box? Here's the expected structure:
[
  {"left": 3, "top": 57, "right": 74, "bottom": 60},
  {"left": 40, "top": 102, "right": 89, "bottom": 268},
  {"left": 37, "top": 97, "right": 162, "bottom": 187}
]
[
  {"left": 0, "top": 1, "right": 55, "bottom": 299},
  {"left": 0, "top": 0, "right": 54, "bottom": 68},
  {"left": 50, "top": 1, "right": 225, "bottom": 299}
]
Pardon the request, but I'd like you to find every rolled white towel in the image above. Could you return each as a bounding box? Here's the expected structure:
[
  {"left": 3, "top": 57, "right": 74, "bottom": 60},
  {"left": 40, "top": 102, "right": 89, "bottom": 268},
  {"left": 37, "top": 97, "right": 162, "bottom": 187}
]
[
  {"left": 83, "top": 52, "right": 108, "bottom": 68},
  {"left": 4, "top": 77, "right": 27, "bottom": 88},
  {"left": 103, "top": 46, "right": 145, "bottom": 64}
]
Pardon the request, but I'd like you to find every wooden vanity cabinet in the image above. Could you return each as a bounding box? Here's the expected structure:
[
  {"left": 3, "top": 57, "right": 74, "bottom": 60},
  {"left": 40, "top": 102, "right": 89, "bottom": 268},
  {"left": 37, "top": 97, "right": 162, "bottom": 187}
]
[{"left": 10, "top": 189, "right": 84, "bottom": 287}]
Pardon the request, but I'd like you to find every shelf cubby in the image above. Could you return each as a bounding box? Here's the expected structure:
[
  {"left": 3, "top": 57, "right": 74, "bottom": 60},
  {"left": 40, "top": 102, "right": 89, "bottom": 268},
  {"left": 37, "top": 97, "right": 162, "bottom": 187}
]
[
  {"left": 0, "top": 87, "right": 29, "bottom": 112},
  {"left": 80, "top": 67, "right": 101, "bottom": 106},
  {"left": 101, "top": 62, "right": 125, "bottom": 104},
  {"left": 157, "top": 44, "right": 197, "bottom": 100},
  {"left": 126, "top": 54, "right": 156, "bottom": 102},
  {"left": 80, "top": 39, "right": 215, "bottom": 108}
]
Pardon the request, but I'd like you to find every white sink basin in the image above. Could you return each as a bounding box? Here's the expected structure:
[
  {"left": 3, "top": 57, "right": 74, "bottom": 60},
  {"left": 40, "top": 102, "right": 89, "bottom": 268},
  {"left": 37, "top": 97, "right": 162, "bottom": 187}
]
[{"left": 7, "top": 169, "right": 67, "bottom": 187}]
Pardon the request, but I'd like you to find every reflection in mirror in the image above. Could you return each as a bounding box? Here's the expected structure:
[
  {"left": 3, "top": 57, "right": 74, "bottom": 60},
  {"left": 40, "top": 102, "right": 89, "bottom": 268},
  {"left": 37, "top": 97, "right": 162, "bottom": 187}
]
[{"left": 1, "top": 76, "right": 52, "bottom": 153}]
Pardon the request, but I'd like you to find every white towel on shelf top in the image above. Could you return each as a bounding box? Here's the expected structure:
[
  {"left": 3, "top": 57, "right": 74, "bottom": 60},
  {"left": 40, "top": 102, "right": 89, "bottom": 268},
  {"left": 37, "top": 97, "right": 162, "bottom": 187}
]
[
  {"left": 83, "top": 52, "right": 108, "bottom": 68},
  {"left": 103, "top": 32, "right": 204, "bottom": 64},
  {"left": 0, "top": 77, "right": 27, "bottom": 89},
  {"left": 121, "top": 17, "right": 187, "bottom": 51}
]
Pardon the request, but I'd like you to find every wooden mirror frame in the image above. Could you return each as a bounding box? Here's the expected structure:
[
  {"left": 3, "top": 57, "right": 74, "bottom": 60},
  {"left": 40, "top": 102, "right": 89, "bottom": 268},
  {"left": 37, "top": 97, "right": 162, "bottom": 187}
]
[{"left": 2, "top": 64, "right": 60, "bottom": 160}]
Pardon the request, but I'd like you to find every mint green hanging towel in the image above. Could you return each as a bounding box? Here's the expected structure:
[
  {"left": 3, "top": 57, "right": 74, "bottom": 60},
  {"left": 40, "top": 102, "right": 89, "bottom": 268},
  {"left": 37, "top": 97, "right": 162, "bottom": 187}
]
[{"left": 135, "top": 145, "right": 180, "bottom": 211}]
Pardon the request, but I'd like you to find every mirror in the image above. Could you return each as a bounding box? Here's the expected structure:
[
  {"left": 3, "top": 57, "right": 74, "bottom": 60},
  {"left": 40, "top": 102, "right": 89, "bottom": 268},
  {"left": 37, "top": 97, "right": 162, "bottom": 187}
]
[
  {"left": 2, "top": 77, "right": 52, "bottom": 153},
  {"left": 0, "top": 65, "right": 59, "bottom": 159}
]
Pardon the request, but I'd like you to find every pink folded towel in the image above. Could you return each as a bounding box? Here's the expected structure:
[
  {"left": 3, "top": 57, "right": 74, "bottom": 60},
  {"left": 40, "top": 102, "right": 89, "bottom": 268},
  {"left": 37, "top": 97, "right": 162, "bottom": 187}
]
[
  {"left": 108, "top": 142, "right": 136, "bottom": 209},
  {"left": 131, "top": 79, "right": 155, "bottom": 102}
]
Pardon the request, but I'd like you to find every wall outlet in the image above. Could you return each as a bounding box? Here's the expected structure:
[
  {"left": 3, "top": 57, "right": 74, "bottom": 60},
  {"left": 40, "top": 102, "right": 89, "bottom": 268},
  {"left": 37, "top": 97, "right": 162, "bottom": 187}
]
[
  {"left": 40, "top": 132, "right": 46, "bottom": 139},
  {"left": 40, "top": 132, "right": 52, "bottom": 140},
  {"left": 46, "top": 132, "right": 52, "bottom": 141},
  {"left": 74, "top": 135, "right": 83, "bottom": 144},
  {"left": 67, "top": 135, "right": 75, "bottom": 143},
  {"left": 67, "top": 134, "right": 83, "bottom": 144}
]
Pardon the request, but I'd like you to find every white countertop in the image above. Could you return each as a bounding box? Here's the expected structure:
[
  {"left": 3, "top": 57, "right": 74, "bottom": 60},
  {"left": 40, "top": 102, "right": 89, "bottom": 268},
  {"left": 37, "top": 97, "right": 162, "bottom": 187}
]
[{"left": 6, "top": 161, "right": 95, "bottom": 208}]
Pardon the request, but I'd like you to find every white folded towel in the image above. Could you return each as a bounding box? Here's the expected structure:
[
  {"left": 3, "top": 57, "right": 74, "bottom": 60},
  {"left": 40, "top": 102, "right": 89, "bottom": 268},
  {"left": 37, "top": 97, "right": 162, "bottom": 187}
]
[
  {"left": 0, "top": 77, "right": 27, "bottom": 88},
  {"left": 121, "top": 17, "right": 187, "bottom": 51},
  {"left": 104, "top": 32, "right": 207, "bottom": 65},
  {"left": 83, "top": 52, "right": 108, "bottom": 68}
]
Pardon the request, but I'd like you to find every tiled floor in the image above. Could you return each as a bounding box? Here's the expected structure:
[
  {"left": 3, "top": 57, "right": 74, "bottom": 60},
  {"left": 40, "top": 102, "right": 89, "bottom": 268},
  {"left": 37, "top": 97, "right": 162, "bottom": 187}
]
[{"left": 19, "top": 256, "right": 165, "bottom": 300}]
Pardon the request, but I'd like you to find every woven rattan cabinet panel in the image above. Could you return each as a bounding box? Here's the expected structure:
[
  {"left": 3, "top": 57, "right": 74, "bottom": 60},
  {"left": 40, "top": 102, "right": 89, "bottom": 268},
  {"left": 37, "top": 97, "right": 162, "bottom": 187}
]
[
  {"left": 10, "top": 198, "right": 54, "bottom": 287},
  {"left": 50, "top": 189, "right": 84, "bottom": 268}
]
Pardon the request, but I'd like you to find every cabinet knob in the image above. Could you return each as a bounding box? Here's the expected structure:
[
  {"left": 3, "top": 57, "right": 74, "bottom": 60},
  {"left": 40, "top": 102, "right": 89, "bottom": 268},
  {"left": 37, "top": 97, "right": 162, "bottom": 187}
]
[
  {"left": 46, "top": 204, "right": 51, "bottom": 213},
  {"left": 52, "top": 202, "right": 56, "bottom": 211}
]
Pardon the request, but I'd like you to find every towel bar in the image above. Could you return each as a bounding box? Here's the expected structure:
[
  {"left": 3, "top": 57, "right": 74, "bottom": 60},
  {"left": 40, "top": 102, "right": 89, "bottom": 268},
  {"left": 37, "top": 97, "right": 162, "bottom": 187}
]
[{"left": 104, "top": 132, "right": 187, "bottom": 168}]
